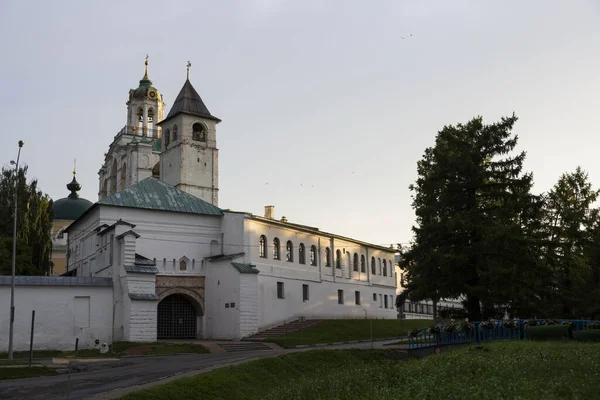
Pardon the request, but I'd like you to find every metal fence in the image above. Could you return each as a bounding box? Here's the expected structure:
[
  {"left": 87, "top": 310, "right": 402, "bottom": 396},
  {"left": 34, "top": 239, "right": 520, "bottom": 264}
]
[{"left": 408, "top": 319, "right": 600, "bottom": 349}]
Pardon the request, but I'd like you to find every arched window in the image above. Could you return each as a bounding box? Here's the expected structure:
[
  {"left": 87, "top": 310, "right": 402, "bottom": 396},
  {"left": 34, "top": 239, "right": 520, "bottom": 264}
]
[
  {"left": 325, "top": 248, "right": 331, "bottom": 267},
  {"left": 361, "top": 255, "right": 366, "bottom": 273},
  {"left": 152, "top": 162, "right": 160, "bottom": 179},
  {"left": 273, "top": 238, "right": 280, "bottom": 260},
  {"left": 165, "top": 129, "right": 171, "bottom": 146},
  {"left": 259, "top": 235, "right": 267, "bottom": 258},
  {"left": 137, "top": 108, "right": 143, "bottom": 129},
  {"left": 286, "top": 241, "right": 293, "bottom": 262},
  {"left": 192, "top": 123, "right": 206, "bottom": 142},
  {"left": 378, "top": 258, "right": 382, "bottom": 275},
  {"left": 353, "top": 253, "right": 359, "bottom": 272},
  {"left": 310, "top": 245, "right": 317, "bottom": 266},
  {"left": 299, "top": 243, "right": 306, "bottom": 264},
  {"left": 371, "top": 257, "right": 376, "bottom": 275},
  {"left": 109, "top": 159, "right": 117, "bottom": 194},
  {"left": 180, "top": 260, "right": 187, "bottom": 271},
  {"left": 383, "top": 259, "right": 387, "bottom": 277},
  {"left": 172, "top": 125, "right": 178, "bottom": 141},
  {"left": 148, "top": 108, "right": 155, "bottom": 132},
  {"left": 336, "top": 250, "right": 341, "bottom": 269}
]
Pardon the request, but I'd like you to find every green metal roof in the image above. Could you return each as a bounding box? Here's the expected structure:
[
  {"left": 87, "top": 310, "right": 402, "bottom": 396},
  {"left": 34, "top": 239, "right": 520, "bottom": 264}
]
[
  {"left": 152, "top": 137, "right": 161, "bottom": 151},
  {"left": 231, "top": 262, "right": 259, "bottom": 274},
  {"left": 98, "top": 177, "right": 223, "bottom": 216}
]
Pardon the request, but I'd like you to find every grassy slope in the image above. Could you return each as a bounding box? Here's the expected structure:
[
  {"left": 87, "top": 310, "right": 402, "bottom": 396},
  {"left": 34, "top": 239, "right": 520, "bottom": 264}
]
[
  {"left": 264, "top": 319, "right": 432, "bottom": 347},
  {"left": 121, "top": 341, "right": 600, "bottom": 400}
]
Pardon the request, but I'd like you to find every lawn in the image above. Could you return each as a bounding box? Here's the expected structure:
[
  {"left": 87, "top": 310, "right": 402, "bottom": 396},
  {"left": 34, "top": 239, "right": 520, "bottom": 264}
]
[
  {"left": 264, "top": 318, "right": 432, "bottom": 347},
  {"left": 120, "top": 341, "right": 600, "bottom": 400},
  {"left": 0, "top": 342, "right": 208, "bottom": 360},
  {"left": 0, "top": 366, "right": 57, "bottom": 381}
]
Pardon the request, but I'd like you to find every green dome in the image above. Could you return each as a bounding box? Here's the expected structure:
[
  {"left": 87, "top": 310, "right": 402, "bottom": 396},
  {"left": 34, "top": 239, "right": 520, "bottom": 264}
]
[
  {"left": 52, "top": 174, "right": 93, "bottom": 221},
  {"left": 130, "top": 60, "right": 161, "bottom": 100}
]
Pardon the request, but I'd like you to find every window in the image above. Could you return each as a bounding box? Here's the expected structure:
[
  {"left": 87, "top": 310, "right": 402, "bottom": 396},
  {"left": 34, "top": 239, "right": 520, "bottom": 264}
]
[
  {"left": 57, "top": 229, "right": 64, "bottom": 240},
  {"left": 335, "top": 249, "right": 341, "bottom": 269},
  {"left": 395, "top": 272, "right": 398, "bottom": 287},
  {"left": 277, "top": 282, "right": 284, "bottom": 299},
  {"left": 325, "top": 247, "right": 331, "bottom": 267},
  {"left": 273, "top": 238, "right": 280, "bottom": 260},
  {"left": 379, "top": 294, "right": 383, "bottom": 308},
  {"left": 338, "top": 290, "right": 344, "bottom": 304},
  {"left": 378, "top": 258, "right": 382, "bottom": 275},
  {"left": 165, "top": 129, "right": 170, "bottom": 146},
  {"left": 373, "top": 293, "right": 377, "bottom": 301},
  {"left": 383, "top": 260, "right": 387, "bottom": 277},
  {"left": 172, "top": 125, "right": 178, "bottom": 141},
  {"left": 302, "top": 284, "right": 309, "bottom": 302},
  {"left": 286, "top": 241, "right": 293, "bottom": 262},
  {"left": 180, "top": 260, "right": 187, "bottom": 271},
  {"left": 353, "top": 253, "right": 359, "bottom": 272},
  {"left": 389, "top": 295, "right": 394, "bottom": 309},
  {"left": 299, "top": 243, "right": 306, "bottom": 264},
  {"left": 384, "top": 295, "right": 389, "bottom": 309},
  {"left": 371, "top": 257, "right": 376, "bottom": 275},
  {"left": 355, "top": 291, "right": 361, "bottom": 305},
  {"left": 310, "top": 245, "right": 317, "bottom": 266},
  {"left": 192, "top": 123, "right": 206, "bottom": 141},
  {"left": 360, "top": 255, "right": 365, "bottom": 273},
  {"left": 259, "top": 235, "right": 267, "bottom": 258}
]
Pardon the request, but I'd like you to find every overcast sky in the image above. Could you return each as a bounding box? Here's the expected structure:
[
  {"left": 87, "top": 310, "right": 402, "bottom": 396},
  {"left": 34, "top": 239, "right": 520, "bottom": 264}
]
[{"left": 0, "top": 1, "right": 598, "bottom": 247}]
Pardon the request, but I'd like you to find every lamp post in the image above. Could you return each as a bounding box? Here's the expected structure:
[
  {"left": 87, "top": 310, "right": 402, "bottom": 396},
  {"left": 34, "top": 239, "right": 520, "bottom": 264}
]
[{"left": 8, "top": 140, "right": 24, "bottom": 360}]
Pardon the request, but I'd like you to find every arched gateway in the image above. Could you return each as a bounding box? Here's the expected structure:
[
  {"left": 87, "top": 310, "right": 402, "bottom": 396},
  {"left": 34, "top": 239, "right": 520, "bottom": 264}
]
[{"left": 157, "top": 294, "right": 201, "bottom": 339}]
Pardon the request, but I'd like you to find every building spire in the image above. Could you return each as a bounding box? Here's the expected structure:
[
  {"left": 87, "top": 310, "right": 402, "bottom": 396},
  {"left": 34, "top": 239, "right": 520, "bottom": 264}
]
[
  {"left": 186, "top": 61, "right": 191, "bottom": 80},
  {"left": 73, "top": 159, "right": 77, "bottom": 176}
]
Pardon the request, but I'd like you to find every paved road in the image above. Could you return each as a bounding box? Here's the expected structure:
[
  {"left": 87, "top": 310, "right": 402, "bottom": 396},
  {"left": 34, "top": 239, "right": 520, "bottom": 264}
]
[{"left": 0, "top": 339, "right": 405, "bottom": 400}]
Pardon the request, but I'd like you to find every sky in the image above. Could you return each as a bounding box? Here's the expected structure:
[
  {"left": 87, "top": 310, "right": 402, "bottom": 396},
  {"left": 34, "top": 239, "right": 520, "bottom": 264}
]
[{"left": 0, "top": 1, "right": 599, "bottom": 248}]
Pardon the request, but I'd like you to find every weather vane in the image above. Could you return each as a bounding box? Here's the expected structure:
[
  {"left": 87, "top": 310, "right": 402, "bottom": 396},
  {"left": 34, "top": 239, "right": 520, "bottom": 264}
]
[{"left": 186, "top": 61, "right": 191, "bottom": 80}]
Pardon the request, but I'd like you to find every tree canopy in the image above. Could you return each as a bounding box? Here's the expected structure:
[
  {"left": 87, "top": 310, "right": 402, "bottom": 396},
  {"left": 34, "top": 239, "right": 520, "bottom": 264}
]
[{"left": 0, "top": 165, "right": 53, "bottom": 276}]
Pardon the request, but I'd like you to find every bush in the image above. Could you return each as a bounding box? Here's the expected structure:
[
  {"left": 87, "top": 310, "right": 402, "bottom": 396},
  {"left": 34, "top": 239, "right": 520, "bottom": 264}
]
[
  {"left": 573, "top": 330, "right": 600, "bottom": 342},
  {"left": 527, "top": 325, "right": 573, "bottom": 341}
]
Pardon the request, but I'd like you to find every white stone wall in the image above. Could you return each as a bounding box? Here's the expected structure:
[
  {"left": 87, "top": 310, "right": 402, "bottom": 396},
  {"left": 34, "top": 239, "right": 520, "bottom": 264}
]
[
  {"left": 126, "top": 299, "right": 157, "bottom": 342},
  {"left": 239, "top": 273, "right": 259, "bottom": 337},
  {"left": 0, "top": 285, "right": 112, "bottom": 351},
  {"left": 204, "top": 259, "right": 241, "bottom": 339}
]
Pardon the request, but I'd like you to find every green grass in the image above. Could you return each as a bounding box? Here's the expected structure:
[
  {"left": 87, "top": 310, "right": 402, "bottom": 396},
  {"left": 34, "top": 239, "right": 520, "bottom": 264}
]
[
  {"left": 0, "top": 342, "right": 208, "bottom": 359},
  {"left": 120, "top": 341, "right": 600, "bottom": 400},
  {"left": 0, "top": 367, "right": 57, "bottom": 381},
  {"left": 0, "top": 360, "right": 41, "bottom": 366},
  {"left": 264, "top": 319, "right": 431, "bottom": 347}
]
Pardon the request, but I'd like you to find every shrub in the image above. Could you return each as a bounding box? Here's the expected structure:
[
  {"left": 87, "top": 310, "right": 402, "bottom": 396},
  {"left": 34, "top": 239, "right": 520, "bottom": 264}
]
[
  {"left": 573, "top": 330, "right": 600, "bottom": 342},
  {"left": 527, "top": 325, "right": 572, "bottom": 341}
]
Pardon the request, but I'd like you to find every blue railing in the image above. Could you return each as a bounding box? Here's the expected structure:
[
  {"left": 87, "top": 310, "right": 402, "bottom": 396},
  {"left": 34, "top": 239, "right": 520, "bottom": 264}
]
[{"left": 408, "top": 319, "right": 600, "bottom": 349}]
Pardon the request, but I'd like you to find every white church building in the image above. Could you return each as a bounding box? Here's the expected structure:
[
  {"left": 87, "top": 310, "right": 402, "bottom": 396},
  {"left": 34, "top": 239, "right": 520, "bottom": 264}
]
[{"left": 1, "top": 61, "right": 397, "bottom": 350}]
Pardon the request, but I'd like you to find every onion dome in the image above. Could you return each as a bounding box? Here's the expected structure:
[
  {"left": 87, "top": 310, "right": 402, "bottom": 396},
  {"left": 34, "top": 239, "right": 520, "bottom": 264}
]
[
  {"left": 52, "top": 171, "right": 93, "bottom": 221},
  {"left": 130, "top": 57, "right": 161, "bottom": 101}
]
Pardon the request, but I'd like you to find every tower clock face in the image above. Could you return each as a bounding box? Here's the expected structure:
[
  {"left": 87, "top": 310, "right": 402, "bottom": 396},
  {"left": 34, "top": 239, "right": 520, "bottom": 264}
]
[{"left": 149, "top": 91, "right": 156, "bottom": 99}]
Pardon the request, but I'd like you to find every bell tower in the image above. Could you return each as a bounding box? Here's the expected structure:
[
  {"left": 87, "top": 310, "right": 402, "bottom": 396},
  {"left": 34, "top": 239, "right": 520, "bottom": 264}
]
[
  {"left": 126, "top": 55, "right": 165, "bottom": 138},
  {"left": 156, "top": 62, "right": 221, "bottom": 206}
]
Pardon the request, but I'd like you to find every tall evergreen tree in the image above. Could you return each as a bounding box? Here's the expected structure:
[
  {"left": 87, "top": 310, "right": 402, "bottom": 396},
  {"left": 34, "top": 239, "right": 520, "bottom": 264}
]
[
  {"left": 404, "top": 114, "right": 547, "bottom": 320},
  {"left": 0, "top": 165, "right": 53, "bottom": 275},
  {"left": 542, "top": 167, "right": 600, "bottom": 318}
]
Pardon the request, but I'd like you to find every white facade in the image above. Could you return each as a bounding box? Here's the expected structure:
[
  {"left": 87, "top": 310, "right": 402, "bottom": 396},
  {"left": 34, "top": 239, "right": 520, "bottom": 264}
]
[{"left": 0, "top": 278, "right": 112, "bottom": 351}]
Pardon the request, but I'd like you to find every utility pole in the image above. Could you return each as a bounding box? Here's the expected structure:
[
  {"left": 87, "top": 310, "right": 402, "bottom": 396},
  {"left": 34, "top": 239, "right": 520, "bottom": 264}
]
[{"left": 8, "top": 140, "right": 24, "bottom": 360}]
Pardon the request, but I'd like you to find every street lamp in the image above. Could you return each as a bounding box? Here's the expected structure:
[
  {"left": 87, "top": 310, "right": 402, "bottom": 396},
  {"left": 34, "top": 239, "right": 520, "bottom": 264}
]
[{"left": 8, "top": 140, "right": 24, "bottom": 360}]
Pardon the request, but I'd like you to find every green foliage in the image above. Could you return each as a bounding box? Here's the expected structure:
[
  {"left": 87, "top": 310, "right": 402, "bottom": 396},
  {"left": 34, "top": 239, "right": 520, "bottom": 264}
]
[
  {"left": 121, "top": 342, "right": 600, "bottom": 400},
  {"left": 573, "top": 330, "right": 600, "bottom": 342},
  {"left": 403, "top": 114, "right": 547, "bottom": 320},
  {"left": 0, "top": 366, "right": 57, "bottom": 381},
  {"left": 0, "top": 165, "right": 53, "bottom": 276},
  {"left": 526, "top": 325, "right": 572, "bottom": 341},
  {"left": 263, "top": 319, "right": 431, "bottom": 347}
]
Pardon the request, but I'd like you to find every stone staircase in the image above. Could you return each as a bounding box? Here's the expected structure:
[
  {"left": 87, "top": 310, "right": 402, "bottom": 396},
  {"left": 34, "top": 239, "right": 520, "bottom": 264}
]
[{"left": 243, "top": 319, "right": 325, "bottom": 341}]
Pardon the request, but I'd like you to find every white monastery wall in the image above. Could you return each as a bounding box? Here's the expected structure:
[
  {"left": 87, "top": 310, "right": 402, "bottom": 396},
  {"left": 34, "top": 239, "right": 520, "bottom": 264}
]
[
  {"left": 204, "top": 260, "right": 241, "bottom": 339},
  {"left": 0, "top": 285, "right": 112, "bottom": 351}
]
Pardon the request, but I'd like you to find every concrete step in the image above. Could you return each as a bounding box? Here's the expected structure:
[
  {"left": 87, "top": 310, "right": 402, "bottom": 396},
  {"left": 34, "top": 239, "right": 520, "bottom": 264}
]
[
  {"left": 217, "top": 342, "right": 273, "bottom": 352},
  {"left": 243, "top": 319, "right": 326, "bottom": 341}
]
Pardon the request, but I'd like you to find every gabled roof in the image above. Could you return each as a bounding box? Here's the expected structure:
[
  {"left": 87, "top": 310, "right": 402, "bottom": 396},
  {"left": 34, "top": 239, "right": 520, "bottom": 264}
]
[
  {"left": 98, "top": 178, "right": 223, "bottom": 216},
  {"left": 158, "top": 79, "right": 221, "bottom": 124}
]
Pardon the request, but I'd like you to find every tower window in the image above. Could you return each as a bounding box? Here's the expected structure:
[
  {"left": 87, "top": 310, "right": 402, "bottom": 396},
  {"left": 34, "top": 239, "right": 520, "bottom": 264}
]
[
  {"left": 165, "top": 129, "right": 170, "bottom": 146},
  {"left": 172, "top": 125, "right": 178, "bottom": 141},
  {"left": 353, "top": 253, "right": 359, "bottom": 272},
  {"left": 335, "top": 249, "right": 341, "bottom": 269},
  {"left": 192, "top": 123, "right": 206, "bottom": 142},
  {"left": 325, "top": 247, "right": 331, "bottom": 267},
  {"left": 299, "top": 243, "right": 306, "bottom": 264}
]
